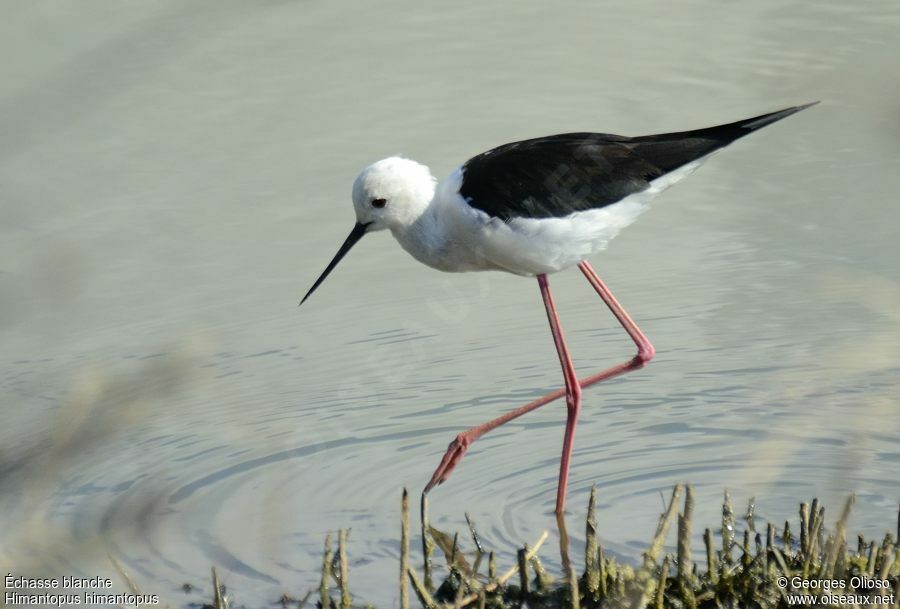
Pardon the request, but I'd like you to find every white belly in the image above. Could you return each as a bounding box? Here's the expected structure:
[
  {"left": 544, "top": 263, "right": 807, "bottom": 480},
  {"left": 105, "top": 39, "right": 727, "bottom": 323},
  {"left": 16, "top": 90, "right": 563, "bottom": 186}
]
[{"left": 393, "top": 159, "right": 705, "bottom": 277}]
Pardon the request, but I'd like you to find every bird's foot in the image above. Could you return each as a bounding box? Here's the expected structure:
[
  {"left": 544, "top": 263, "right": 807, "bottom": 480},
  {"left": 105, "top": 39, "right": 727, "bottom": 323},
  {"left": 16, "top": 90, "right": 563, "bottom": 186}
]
[{"left": 423, "top": 433, "right": 472, "bottom": 494}]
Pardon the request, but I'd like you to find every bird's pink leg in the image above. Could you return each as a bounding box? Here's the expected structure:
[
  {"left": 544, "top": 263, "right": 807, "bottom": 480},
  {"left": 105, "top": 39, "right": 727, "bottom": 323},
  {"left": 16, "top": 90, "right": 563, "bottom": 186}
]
[
  {"left": 423, "top": 260, "right": 655, "bottom": 515},
  {"left": 537, "top": 273, "right": 582, "bottom": 515}
]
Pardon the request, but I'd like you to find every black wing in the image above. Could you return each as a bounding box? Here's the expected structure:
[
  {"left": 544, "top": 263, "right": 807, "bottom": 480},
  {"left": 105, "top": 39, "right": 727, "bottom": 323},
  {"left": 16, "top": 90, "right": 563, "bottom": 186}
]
[{"left": 458, "top": 103, "right": 817, "bottom": 221}]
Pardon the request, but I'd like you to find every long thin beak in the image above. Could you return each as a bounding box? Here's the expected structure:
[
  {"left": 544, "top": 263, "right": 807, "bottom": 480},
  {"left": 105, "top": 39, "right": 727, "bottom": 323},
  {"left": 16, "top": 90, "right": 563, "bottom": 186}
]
[{"left": 300, "top": 221, "right": 370, "bottom": 306}]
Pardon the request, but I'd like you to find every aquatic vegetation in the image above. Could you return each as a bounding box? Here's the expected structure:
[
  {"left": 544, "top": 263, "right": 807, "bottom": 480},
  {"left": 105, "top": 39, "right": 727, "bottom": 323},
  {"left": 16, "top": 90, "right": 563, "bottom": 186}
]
[{"left": 202, "top": 486, "right": 899, "bottom": 609}]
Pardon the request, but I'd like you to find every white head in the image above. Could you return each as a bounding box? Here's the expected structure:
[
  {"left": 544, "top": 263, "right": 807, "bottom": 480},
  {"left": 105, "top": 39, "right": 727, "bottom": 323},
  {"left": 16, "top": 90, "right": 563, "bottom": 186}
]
[
  {"left": 351, "top": 156, "right": 436, "bottom": 232},
  {"left": 300, "top": 156, "right": 436, "bottom": 305}
]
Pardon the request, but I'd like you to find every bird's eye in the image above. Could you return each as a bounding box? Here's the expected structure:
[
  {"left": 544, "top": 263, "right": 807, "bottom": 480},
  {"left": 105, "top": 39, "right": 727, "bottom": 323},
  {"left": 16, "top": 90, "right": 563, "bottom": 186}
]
[{"left": 371, "top": 198, "right": 387, "bottom": 208}]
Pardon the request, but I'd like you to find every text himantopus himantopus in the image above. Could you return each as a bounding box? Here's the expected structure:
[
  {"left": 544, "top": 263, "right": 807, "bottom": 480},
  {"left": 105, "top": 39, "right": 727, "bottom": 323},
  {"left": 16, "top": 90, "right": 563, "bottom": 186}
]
[{"left": 301, "top": 102, "right": 817, "bottom": 515}]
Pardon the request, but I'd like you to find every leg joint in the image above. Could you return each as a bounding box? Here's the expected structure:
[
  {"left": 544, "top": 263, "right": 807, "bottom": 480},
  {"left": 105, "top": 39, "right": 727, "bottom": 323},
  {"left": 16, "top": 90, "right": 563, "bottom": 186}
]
[{"left": 635, "top": 343, "right": 655, "bottom": 365}]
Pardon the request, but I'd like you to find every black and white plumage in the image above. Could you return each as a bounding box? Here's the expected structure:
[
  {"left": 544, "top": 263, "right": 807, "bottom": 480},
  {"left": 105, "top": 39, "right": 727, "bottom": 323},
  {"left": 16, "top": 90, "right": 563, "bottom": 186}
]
[
  {"left": 301, "top": 103, "right": 816, "bottom": 302},
  {"left": 459, "top": 103, "right": 816, "bottom": 222}
]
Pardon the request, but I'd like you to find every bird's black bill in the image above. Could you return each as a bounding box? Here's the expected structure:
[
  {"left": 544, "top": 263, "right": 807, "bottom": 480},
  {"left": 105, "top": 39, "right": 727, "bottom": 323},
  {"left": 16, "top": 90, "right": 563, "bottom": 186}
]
[{"left": 300, "top": 222, "right": 370, "bottom": 305}]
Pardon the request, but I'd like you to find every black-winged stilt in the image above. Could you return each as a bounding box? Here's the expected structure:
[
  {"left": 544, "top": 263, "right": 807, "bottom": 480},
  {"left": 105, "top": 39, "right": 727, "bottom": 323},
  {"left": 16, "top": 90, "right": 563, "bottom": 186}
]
[{"left": 301, "top": 102, "right": 817, "bottom": 515}]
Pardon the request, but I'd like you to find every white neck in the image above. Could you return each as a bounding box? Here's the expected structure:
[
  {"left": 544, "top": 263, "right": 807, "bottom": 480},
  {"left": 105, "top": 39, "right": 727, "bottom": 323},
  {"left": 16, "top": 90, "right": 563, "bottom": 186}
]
[
  {"left": 388, "top": 170, "right": 505, "bottom": 274},
  {"left": 389, "top": 199, "right": 448, "bottom": 270}
]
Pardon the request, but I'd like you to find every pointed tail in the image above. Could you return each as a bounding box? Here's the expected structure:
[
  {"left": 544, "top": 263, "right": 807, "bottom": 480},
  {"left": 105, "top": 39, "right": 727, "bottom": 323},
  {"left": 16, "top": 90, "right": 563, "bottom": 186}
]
[{"left": 653, "top": 101, "right": 820, "bottom": 144}]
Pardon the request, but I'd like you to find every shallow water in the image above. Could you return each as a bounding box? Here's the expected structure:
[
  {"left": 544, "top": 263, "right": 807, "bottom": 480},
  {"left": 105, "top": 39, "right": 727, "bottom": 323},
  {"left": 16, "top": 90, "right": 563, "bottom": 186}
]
[{"left": 2, "top": 1, "right": 899, "bottom": 605}]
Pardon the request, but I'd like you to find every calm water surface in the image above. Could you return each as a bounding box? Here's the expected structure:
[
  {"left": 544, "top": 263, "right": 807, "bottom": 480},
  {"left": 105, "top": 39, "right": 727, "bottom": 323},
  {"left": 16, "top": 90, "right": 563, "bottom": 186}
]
[{"left": 2, "top": 1, "right": 899, "bottom": 605}]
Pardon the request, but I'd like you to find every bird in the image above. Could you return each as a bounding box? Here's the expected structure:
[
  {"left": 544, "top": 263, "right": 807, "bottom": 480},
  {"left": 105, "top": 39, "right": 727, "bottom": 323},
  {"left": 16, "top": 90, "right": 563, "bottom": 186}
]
[{"left": 300, "top": 102, "right": 817, "bottom": 515}]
